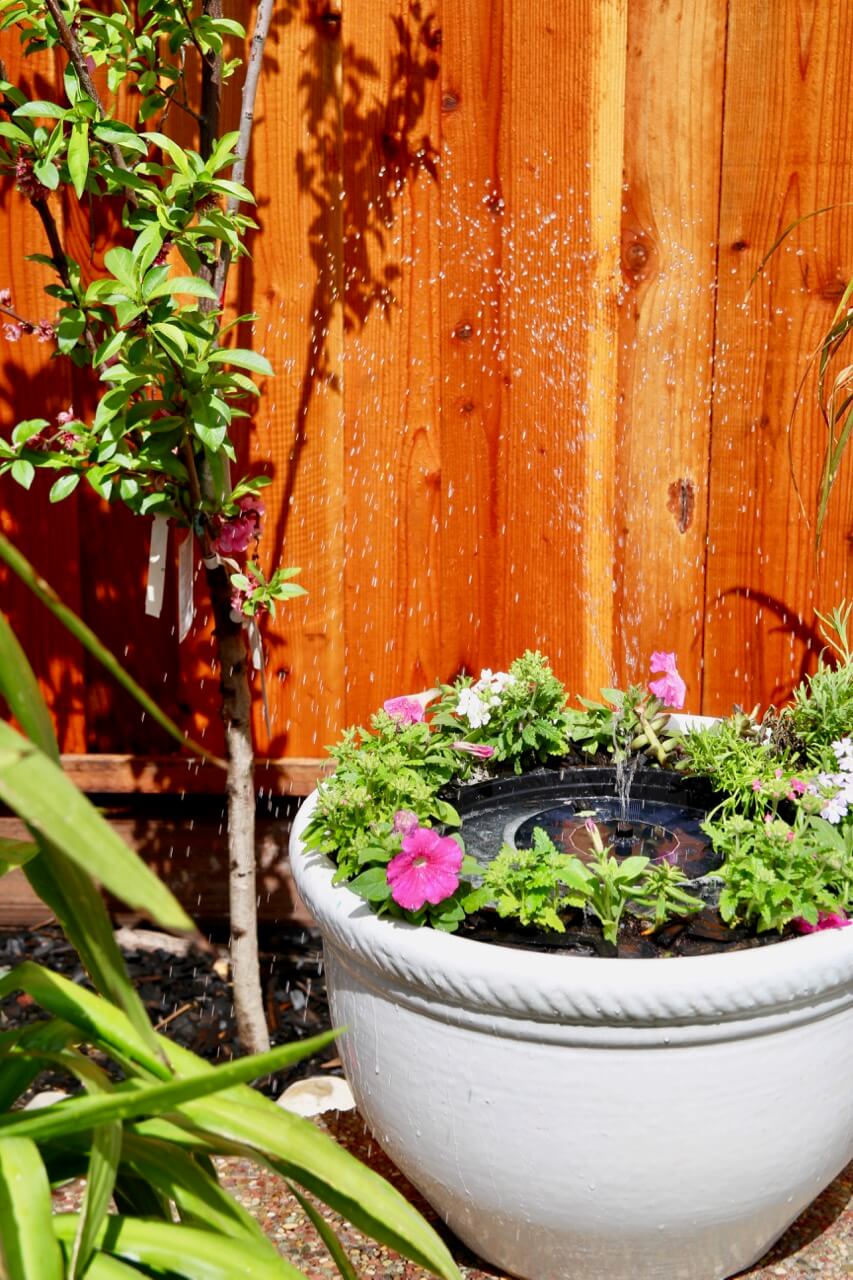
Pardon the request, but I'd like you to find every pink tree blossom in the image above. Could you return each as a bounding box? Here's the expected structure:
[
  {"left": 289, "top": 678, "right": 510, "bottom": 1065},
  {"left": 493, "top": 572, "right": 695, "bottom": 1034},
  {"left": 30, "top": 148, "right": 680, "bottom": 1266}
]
[
  {"left": 212, "top": 494, "right": 265, "bottom": 556},
  {"left": 648, "top": 651, "right": 686, "bottom": 709},
  {"left": 386, "top": 825, "right": 463, "bottom": 911}
]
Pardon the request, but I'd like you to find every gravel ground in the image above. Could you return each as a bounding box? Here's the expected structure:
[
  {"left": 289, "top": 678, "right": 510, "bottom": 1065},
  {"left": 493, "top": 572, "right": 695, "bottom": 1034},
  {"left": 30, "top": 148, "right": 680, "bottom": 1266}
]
[{"left": 212, "top": 1113, "right": 852, "bottom": 1280}]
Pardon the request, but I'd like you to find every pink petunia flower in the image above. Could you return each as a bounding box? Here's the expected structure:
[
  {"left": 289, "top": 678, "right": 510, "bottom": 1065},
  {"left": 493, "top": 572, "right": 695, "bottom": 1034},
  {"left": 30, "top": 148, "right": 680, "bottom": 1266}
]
[
  {"left": 386, "top": 825, "right": 463, "bottom": 911},
  {"left": 792, "top": 912, "right": 850, "bottom": 934},
  {"left": 648, "top": 651, "right": 686, "bottom": 709},
  {"left": 451, "top": 740, "right": 495, "bottom": 759},
  {"left": 383, "top": 695, "right": 425, "bottom": 725}
]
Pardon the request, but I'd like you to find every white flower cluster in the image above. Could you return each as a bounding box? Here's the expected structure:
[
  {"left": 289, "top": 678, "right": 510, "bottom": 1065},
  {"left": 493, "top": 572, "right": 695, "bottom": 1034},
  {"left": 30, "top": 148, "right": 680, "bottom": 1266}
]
[
  {"left": 455, "top": 668, "right": 515, "bottom": 729},
  {"left": 817, "top": 737, "right": 853, "bottom": 824}
]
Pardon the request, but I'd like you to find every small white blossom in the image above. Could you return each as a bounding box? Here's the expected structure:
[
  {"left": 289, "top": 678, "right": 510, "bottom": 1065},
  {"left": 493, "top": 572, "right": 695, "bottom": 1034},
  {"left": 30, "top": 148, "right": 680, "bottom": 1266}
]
[
  {"left": 822, "top": 794, "right": 849, "bottom": 824},
  {"left": 832, "top": 737, "right": 853, "bottom": 769},
  {"left": 456, "top": 686, "right": 491, "bottom": 728}
]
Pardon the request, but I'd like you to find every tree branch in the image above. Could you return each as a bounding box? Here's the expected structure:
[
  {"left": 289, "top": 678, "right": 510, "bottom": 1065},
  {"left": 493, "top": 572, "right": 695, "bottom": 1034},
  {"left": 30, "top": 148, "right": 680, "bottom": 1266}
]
[
  {"left": 211, "top": 0, "right": 276, "bottom": 303},
  {"left": 42, "top": 0, "right": 136, "bottom": 205},
  {"left": 199, "top": 0, "right": 223, "bottom": 162}
]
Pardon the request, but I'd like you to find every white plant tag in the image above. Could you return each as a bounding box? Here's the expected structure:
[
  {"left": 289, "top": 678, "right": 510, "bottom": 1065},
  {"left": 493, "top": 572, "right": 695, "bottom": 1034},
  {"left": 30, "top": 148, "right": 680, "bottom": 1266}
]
[
  {"left": 145, "top": 514, "right": 169, "bottom": 618},
  {"left": 248, "top": 618, "right": 263, "bottom": 670},
  {"left": 248, "top": 620, "right": 271, "bottom": 736},
  {"left": 177, "top": 531, "right": 194, "bottom": 641}
]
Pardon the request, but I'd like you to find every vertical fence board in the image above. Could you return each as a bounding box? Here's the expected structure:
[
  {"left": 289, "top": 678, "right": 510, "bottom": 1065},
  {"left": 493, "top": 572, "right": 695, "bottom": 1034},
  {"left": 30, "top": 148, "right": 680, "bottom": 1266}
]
[
  {"left": 176, "top": 2, "right": 348, "bottom": 760},
  {"left": 438, "top": 0, "right": 507, "bottom": 679},
  {"left": 342, "top": 0, "right": 444, "bottom": 721},
  {"left": 704, "top": 2, "right": 853, "bottom": 713},
  {"left": 0, "top": 42, "right": 85, "bottom": 752},
  {"left": 614, "top": 0, "right": 727, "bottom": 709}
]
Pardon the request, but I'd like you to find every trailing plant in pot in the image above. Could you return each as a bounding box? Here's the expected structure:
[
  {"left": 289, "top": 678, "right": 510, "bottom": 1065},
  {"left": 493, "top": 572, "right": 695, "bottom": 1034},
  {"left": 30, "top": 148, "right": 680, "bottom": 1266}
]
[{"left": 290, "top": 624, "right": 853, "bottom": 1280}]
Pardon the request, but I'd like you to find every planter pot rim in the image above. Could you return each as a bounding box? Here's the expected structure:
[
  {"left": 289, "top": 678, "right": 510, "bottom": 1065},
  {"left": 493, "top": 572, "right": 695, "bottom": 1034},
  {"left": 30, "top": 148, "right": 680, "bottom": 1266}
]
[{"left": 291, "top": 790, "right": 853, "bottom": 1032}]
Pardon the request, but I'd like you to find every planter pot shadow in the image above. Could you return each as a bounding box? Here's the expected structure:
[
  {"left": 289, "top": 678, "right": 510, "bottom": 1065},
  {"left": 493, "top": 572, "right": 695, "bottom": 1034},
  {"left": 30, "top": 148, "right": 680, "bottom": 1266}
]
[{"left": 290, "top": 722, "right": 853, "bottom": 1280}]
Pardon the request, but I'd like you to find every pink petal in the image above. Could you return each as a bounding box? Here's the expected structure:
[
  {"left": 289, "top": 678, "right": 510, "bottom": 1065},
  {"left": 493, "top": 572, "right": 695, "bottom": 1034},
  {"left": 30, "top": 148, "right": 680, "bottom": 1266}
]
[
  {"left": 383, "top": 695, "right": 425, "bottom": 725},
  {"left": 649, "top": 650, "right": 678, "bottom": 675}
]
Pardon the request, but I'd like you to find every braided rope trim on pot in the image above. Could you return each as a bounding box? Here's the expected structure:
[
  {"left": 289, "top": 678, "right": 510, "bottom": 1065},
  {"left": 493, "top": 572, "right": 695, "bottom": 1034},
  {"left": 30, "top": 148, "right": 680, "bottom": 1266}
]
[{"left": 290, "top": 793, "right": 853, "bottom": 1029}]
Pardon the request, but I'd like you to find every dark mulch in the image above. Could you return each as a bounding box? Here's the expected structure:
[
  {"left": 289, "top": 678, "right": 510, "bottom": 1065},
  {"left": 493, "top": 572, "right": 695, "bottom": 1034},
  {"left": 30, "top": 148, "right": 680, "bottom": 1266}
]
[{"left": 0, "top": 922, "right": 339, "bottom": 1097}]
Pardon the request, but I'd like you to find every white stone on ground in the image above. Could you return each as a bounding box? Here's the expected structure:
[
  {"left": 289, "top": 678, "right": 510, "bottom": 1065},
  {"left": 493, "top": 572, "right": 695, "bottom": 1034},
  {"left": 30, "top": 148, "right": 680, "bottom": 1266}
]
[{"left": 276, "top": 1075, "right": 355, "bottom": 1117}]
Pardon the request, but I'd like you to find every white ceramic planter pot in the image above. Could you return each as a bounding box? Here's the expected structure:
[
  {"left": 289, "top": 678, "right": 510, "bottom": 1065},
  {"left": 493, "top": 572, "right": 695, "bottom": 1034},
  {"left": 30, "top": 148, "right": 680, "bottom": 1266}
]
[{"left": 290, "top": 745, "right": 853, "bottom": 1280}]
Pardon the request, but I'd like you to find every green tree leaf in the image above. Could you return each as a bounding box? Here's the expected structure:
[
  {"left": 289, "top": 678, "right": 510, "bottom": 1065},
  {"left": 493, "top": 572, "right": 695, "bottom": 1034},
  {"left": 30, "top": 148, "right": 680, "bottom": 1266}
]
[{"left": 67, "top": 119, "right": 90, "bottom": 197}]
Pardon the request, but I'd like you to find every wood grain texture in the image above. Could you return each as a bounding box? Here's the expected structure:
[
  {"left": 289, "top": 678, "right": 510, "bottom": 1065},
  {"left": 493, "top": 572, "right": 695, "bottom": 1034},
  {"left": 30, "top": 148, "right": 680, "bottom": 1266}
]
[
  {"left": 342, "top": 0, "right": 443, "bottom": 722},
  {"left": 0, "top": 810, "right": 312, "bottom": 925},
  {"left": 0, "top": 44, "right": 85, "bottom": 751},
  {"left": 2, "top": 2, "right": 853, "bottom": 785},
  {"left": 440, "top": 0, "right": 625, "bottom": 694},
  {"left": 704, "top": 1, "right": 853, "bottom": 713},
  {"left": 615, "top": 0, "right": 727, "bottom": 708}
]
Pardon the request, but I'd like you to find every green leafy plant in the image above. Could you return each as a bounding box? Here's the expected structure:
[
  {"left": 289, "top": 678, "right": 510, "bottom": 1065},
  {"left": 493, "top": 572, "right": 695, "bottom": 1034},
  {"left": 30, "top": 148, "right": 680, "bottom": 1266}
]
[
  {"left": 708, "top": 812, "right": 853, "bottom": 933},
  {"left": 628, "top": 860, "right": 705, "bottom": 930},
  {"left": 306, "top": 636, "right": 853, "bottom": 946},
  {"left": 303, "top": 714, "right": 461, "bottom": 882},
  {"left": 0, "top": 602, "right": 461, "bottom": 1280},
  {"left": 432, "top": 651, "right": 573, "bottom": 773},
  {"left": 476, "top": 824, "right": 703, "bottom": 945},
  {"left": 478, "top": 828, "right": 592, "bottom": 933},
  {"left": 0, "top": 0, "right": 304, "bottom": 1052},
  {"left": 783, "top": 603, "right": 853, "bottom": 770}
]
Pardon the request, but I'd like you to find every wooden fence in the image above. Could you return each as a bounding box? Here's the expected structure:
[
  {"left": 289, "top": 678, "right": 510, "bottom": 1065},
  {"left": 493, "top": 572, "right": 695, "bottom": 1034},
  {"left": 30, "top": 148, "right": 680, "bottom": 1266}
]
[{"left": 2, "top": 0, "right": 853, "bottom": 787}]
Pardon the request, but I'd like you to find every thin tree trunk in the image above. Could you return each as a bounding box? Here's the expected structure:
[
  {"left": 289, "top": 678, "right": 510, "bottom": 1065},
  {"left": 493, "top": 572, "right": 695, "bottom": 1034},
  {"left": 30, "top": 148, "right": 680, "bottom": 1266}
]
[{"left": 205, "top": 560, "right": 269, "bottom": 1053}]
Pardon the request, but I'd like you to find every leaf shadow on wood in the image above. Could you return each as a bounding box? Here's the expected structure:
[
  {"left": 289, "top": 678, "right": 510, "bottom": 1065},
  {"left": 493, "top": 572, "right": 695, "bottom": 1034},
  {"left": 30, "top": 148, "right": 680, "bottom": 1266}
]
[
  {"left": 260, "top": 0, "right": 441, "bottom": 566},
  {"left": 717, "top": 586, "right": 823, "bottom": 704}
]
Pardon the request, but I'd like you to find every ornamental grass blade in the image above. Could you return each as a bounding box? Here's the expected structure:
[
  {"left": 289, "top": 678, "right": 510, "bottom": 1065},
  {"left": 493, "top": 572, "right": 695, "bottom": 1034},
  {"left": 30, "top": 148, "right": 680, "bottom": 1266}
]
[
  {"left": 3, "top": 966, "right": 460, "bottom": 1280},
  {"left": 0, "top": 607, "right": 57, "bottom": 758},
  {"left": 0, "top": 836, "right": 38, "bottom": 873},
  {"left": 0, "top": 720, "right": 193, "bottom": 933},
  {"left": 0, "top": 1032, "right": 338, "bottom": 1142},
  {"left": 0, "top": 963, "right": 169, "bottom": 1080},
  {"left": 22, "top": 848, "right": 163, "bottom": 1056},
  {"left": 287, "top": 1181, "right": 359, "bottom": 1280},
  {"left": 0, "top": 1137, "right": 64, "bottom": 1279},
  {"left": 0, "top": 610, "right": 166, "bottom": 1052},
  {"left": 57, "top": 1247, "right": 144, "bottom": 1279},
  {"left": 51, "top": 1214, "right": 308, "bottom": 1280},
  {"left": 178, "top": 1096, "right": 462, "bottom": 1280},
  {"left": 0, "top": 1018, "right": 78, "bottom": 1110},
  {"left": 70, "top": 1122, "right": 122, "bottom": 1280},
  {"left": 0, "top": 532, "right": 224, "bottom": 767},
  {"left": 120, "top": 1134, "right": 276, "bottom": 1251}
]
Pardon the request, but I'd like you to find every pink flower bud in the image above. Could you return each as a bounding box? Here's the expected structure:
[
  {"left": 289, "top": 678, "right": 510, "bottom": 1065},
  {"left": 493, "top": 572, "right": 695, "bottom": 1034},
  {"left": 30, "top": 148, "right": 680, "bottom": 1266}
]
[{"left": 451, "top": 740, "right": 495, "bottom": 759}]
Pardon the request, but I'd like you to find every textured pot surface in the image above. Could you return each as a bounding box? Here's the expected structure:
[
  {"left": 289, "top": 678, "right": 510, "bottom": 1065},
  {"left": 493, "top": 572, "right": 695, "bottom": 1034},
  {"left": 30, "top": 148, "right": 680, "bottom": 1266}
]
[{"left": 290, "top": 764, "right": 853, "bottom": 1280}]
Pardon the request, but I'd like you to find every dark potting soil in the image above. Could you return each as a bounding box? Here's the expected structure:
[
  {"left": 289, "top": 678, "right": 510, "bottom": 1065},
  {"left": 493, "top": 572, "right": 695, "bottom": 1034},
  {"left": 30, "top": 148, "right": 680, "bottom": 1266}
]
[
  {"left": 458, "top": 905, "right": 798, "bottom": 958},
  {"left": 0, "top": 922, "right": 338, "bottom": 1100}
]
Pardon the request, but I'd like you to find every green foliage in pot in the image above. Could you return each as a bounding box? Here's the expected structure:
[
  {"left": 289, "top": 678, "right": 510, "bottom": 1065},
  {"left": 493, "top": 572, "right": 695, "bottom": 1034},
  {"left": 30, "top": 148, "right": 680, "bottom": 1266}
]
[
  {"left": 0, "top": 604, "right": 461, "bottom": 1280},
  {"left": 304, "top": 638, "right": 853, "bottom": 944}
]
